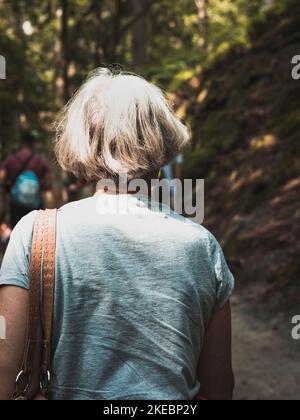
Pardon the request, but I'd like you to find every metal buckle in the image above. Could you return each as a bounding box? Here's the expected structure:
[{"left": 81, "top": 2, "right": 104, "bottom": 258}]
[
  {"left": 13, "top": 370, "right": 31, "bottom": 399},
  {"left": 40, "top": 370, "right": 51, "bottom": 390}
]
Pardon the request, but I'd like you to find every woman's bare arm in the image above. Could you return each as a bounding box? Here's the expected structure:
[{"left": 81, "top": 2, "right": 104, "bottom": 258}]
[
  {"left": 197, "top": 302, "right": 235, "bottom": 400},
  {"left": 0, "top": 286, "right": 29, "bottom": 400},
  {"left": 0, "top": 285, "right": 45, "bottom": 400}
]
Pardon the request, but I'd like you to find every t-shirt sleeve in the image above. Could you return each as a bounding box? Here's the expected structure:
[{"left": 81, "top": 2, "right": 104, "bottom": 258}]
[
  {"left": 0, "top": 211, "right": 37, "bottom": 290},
  {"left": 209, "top": 234, "right": 235, "bottom": 312}
]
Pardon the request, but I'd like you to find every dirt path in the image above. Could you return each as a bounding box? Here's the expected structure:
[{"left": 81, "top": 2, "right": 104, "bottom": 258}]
[{"left": 232, "top": 293, "right": 300, "bottom": 400}]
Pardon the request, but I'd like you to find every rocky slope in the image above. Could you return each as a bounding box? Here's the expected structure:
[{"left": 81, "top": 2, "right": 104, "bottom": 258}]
[{"left": 180, "top": 1, "right": 300, "bottom": 307}]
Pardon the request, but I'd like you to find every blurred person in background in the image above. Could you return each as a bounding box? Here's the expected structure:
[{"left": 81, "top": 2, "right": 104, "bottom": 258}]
[
  {"left": 163, "top": 154, "right": 183, "bottom": 182},
  {"left": 0, "top": 132, "right": 54, "bottom": 229},
  {"left": 162, "top": 154, "right": 184, "bottom": 206}
]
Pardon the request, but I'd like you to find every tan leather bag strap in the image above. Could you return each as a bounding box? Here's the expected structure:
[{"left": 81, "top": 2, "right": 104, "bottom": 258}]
[
  {"left": 14, "top": 209, "right": 57, "bottom": 399},
  {"left": 40, "top": 209, "right": 57, "bottom": 385}
]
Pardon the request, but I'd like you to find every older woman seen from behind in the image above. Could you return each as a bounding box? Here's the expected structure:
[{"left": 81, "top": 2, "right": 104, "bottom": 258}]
[{"left": 0, "top": 69, "right": 234, "bottom": 400}]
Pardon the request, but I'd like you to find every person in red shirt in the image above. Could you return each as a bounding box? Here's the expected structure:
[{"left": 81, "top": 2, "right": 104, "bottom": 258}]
[{"left": 0, "top": 133, "right": 53, "bottom": 229}]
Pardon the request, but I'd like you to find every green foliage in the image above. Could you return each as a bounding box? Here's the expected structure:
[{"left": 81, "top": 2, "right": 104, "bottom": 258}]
[
  {"left": 0, "top": 0, "right": 296, "bottom": 160},
  {"left": 143, "top": 0, "right": 267, "bottom": 91},
  {"left": 183, "top": 0, "right": 300, "bottom": 180}
]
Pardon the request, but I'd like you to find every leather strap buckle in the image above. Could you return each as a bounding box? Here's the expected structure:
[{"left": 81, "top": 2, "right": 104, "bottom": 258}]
[
  {"left": 40, "top": 370, "right": 51, "bottom": 390},
  {"left": 13, "top": 370, "right": 31, "bottom": 399}
]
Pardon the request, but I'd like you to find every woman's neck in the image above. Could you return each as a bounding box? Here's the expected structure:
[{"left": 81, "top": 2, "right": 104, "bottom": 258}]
[{"left": 94, "top": 174, "right": 155, "bottom": 197}]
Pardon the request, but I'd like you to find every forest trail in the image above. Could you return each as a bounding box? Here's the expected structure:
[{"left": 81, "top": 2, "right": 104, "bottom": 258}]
[{"left": 232, "top": 292, "right": 300, "bottom": 400}]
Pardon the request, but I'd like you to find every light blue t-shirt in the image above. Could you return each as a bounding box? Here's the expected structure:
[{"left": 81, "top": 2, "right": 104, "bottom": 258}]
[{"left": 0, "top": 194, "right": 234, "bottom": 400}]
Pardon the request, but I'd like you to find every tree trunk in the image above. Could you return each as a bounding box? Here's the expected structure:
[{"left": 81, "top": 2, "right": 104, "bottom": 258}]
[
  {"left": 93, "top": 0, "right": 104, "bottom": 65},
  {"left": 264, "top": 0, "right": 275, "bottom": 9},
  {"left": 194, "top": 0, "right": 208, "bottom": 48},
  {"left": 10, "top": 2, "right": 27, "bottom": 137},
  {"left": 110, "top": 0, "right": 122, "bottom": 62},
  {"left": 61, "top": 0, "right": 69, "bottom": 104},
  {"left": 132, "top": 0, "right": 148, "bottom": 67}
]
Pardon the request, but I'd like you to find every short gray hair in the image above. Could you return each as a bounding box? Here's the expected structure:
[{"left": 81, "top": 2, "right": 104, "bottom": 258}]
[{"left": 55, "top": 68, "right": 191, "bottom": 182}]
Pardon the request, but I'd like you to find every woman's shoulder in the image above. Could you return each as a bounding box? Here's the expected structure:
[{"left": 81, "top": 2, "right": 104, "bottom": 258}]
[
  {"left": 170, "top": 210, "right": 219, "bottom": 248},
  {"left": 14, "top": 210, "right": 38, "bottom": 237}
]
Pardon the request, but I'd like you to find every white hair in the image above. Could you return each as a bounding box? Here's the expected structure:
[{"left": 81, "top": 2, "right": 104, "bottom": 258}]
[{"left": 55, "top": 68, "right": 191, "bottom": 182}]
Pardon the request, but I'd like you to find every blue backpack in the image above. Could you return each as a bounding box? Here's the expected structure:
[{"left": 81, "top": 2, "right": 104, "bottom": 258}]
[{"left": 11, "top": 156, "right": 41, "bottom": 209}]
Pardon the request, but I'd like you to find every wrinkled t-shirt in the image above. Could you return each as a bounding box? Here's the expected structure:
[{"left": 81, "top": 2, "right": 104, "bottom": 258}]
[{"left": 0, "top": 194, "right": 234, "bottom": 400}]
